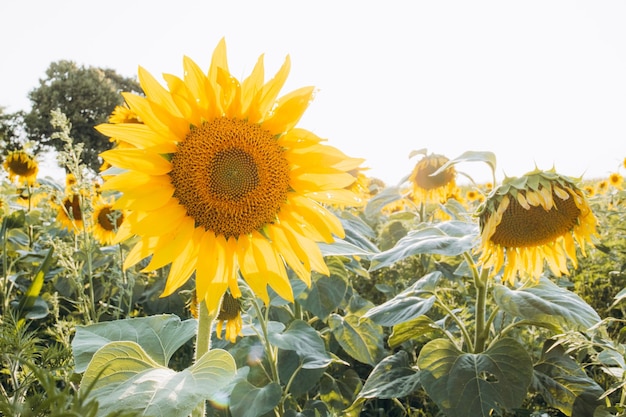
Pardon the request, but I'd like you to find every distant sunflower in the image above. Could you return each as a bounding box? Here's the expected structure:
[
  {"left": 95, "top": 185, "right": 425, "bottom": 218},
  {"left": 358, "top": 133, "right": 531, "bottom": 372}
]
[
  {"left": 92, "top": 198, "right": 125, "bottom": 245},
  {"left": 596, "top": 180, "right": 609, "bottom": 195},
  {"left": 609, "top": 172, "right": 623, "bottom": 190},
  {"left": 409, "top": 153, "right": 456, "bottom": 203},
  {"left": 477, "top": 168, "right": 597, "bottom": 284},
  {"left": 56, "top": 193, "right": 84, "bottom": 231},
  {"left": 215, "top": 292, "right": 243, "bottom": 343},
  {"left": 97, "top": 39, "right": 363, "bottom": 313},
  {"left": 3, "top": 150, "right": 39, "bottom": 186}
]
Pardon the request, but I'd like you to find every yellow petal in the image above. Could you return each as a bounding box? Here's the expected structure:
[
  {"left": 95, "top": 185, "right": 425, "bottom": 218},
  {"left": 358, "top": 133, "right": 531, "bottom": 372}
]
[
  {"left": 142, "top": 218, "right": 195, "bottom": 272},
  {"left": 138, "top": 66, "right": 182, "bottom": 118},
  {"left": 100, "top": 149, "right": 172, "bottom": 176},
  {"left": 261, "top": 86, "right": 314, "bottom": 134},
  {"left": 305, "top": 189, "right": 363, "bottom": 207},
  {"left": 132, "top": 200, "right": 188, "bottom": 236},
  {"left": 161, "top": 227, "right": 203, "bottom": 298},
  {"left": 252, "top": 55, "right": 291, "bottom": 122}
]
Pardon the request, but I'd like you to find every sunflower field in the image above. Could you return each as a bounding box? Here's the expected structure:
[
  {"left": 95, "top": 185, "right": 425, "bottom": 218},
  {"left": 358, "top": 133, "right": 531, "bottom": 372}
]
[{"left": 1, "top": 41, "right": 626, "bottom": 417}]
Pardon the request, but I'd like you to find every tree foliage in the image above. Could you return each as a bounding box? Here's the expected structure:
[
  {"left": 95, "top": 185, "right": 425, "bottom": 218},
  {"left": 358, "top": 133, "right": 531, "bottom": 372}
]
[
  {"left": 23, "top": 60, "right": 142, "bottom": 171},
  {"left": 0, "top": 107, "right": 27, "bottom": 158}
]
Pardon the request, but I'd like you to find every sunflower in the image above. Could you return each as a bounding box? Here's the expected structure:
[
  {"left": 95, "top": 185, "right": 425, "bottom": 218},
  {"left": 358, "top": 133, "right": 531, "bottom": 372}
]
[
  {"left": 97, "top": 39, "right": 363, "bottom": 314},
  {"left": 92, "top": 198, "right": 125, "bottom": 245},
  {"left": 596, "top": 180, "right": 609, "bottom": 195},
  {"left": 3, "top": 150, "right": 39, "bottom": 186},
  {"left": 609, "top": 172, "right": 623, "bottom": 190},
  {"left": 477, "top": 168, "right": 598, "bottom": 284},
  {"left": 55, "top": 193, "right": 84, "bottom": 231},
  {"left": 215, "top": 292, "right": 243, "bottom": 343},
  {"left": 409, "top": 153, "right": 456, "bottom": 203}
]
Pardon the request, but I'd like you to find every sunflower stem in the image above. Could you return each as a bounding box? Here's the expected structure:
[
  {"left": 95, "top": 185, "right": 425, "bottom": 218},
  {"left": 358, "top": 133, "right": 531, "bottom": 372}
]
[
  {"left": 473, "top": 266, "right": 490, "bottom": 353},
  {"left": 192, "top": 299, "right": 217, "bottom": 417}
]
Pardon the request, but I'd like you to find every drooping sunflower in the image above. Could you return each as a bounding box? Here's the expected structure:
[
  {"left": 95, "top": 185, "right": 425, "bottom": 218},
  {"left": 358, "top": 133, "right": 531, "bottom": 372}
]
[
  {"left": 3, "top": 150, "right": 39, "bottom": 186},
  {"left": 215, "top": 292, "right": 243, "bottom": 343},
  {"left": 92, "top": 198, "right": 125, "bottom": 245},
  {"left": 409, "top": 153, "right": 457, "bottom": 203},
  {"left": 97, "top": 39, "right": 363, "bottom": 314},
  {"left": 477, "top": 168, "right": 598, "bottom": 284}
]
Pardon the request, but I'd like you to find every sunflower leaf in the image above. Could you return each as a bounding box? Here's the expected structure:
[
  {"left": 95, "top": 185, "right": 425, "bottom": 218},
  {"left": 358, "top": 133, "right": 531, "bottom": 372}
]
[
  {"left": 328, "top": 313, "right": 384, "bottom": 366},
  {"left": 369, "top": 221, "right": 478, "bottom": 271},
  {"left": 229, "top": 380, "right": 282, "bottom": 417},
  {"left": 430, "top": 150, "right": 497, "bottom": 178},
  {"left": 72, "top": 314, "right": 197, "bottom": 373},
  {"left": 357, "top": 350, "right": 421, "bottom": 400},
  {"left": 418, "top": 338, "right": 533, "bottom": 417},
  {"left": 80, "top": 341, "right": 237, "bottom": 417},
  {"left": 492, "top": 278, "right": 601, "bottom": 331},
  {"left": 268, "top": 319, "right": 333, "bottom": 369}
]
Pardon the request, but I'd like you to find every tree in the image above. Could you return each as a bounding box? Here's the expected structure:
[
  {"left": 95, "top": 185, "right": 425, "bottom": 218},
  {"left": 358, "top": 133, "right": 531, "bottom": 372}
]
[
  {"left": 0, "top": 107, "right": 27, "bottom": 158},
  {"left": 23, "top": 60, "right": 142, "bottom": 172}
]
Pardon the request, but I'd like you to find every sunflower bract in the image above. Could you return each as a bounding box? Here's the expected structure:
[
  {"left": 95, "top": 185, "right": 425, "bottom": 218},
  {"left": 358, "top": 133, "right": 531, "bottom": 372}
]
[{"left": 97, "top": 39, "right": 364, "bottom": 313}]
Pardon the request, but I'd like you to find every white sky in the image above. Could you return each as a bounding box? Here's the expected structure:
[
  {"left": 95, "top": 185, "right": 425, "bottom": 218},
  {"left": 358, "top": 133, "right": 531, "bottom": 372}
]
[{"left": 1, "top": 0, "right": 625, "bottom": 185}]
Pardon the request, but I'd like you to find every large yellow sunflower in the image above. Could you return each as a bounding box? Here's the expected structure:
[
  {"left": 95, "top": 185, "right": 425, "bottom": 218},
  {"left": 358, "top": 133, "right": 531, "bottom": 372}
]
[
  {"left": 97, "top": 39, "right": 363, "bottom": 313},
  {"left": 3, "top": 150, "right": 39, "bottom": 186},
  {"left": 477, "top": 168, "right": 598, "bottom": 284}
]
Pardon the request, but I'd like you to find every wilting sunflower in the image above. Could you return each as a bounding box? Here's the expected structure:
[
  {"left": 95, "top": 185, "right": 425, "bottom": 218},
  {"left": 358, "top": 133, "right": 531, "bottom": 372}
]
[
  {"left": 409, "top": 153, "right": 457, "bottom": 203},
  {"left": 215, "top": 292, "right": 243, "bottom": 343},
  {"left": 92, "top": 198, "right": 125, "bottom": 245},
  {"left": 97, "top": 39, "right": 363, "bottom": 314},
  {"left": 3, "top": 150, "right": 39, "bottom": 186},
  {"left": 477, "top": 168, "right": 598, "bottom": 284}
]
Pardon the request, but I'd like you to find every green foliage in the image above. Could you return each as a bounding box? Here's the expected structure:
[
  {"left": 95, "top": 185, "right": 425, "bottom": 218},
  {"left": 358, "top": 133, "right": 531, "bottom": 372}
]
[{"left": 23, "top": 60, "right": 141, "bottom": 171}]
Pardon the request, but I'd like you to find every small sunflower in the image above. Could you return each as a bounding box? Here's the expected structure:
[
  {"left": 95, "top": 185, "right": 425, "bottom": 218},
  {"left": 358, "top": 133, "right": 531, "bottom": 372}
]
[
  {"left": 596, "top": 180, "right": 609, "bottom": 195},
  {"left": 609, "top": 172, "right": 623, "bottom": 190},
  {"left": 477, "top": 168, "right": 598, "bottom": 284},
  {"left": 409, "top": 153, "right": 456, "bottom": 203},
  {"left": 3, "top": 150, "right": 39, "bottom": 186},
  {"left": 92, "top": 198, "right": 125, "bottom": 245},
  {"left": 97, "top": 39, "right": 363, "bottom": 314},
  {"left": 55, "top": 193, "right": 84, "bottom": 231},
  {"left": 215, "top": 292, "right": 243, "bottom": 343}
]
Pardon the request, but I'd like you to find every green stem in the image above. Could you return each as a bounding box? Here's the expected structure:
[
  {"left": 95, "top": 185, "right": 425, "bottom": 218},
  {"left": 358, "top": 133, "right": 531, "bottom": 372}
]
[
  {"left": 434, "top": 293, "right": 474, "bottom": 352},
  {"left": 192, "top": 299, "right": 218, "bottom": 417},
  {"left": 473, "top": 267, "right": 490, "bottom": 353}
]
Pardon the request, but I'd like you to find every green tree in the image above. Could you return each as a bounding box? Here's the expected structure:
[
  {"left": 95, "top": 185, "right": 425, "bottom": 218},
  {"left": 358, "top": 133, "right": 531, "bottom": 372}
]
[
  {"left": 0, "top": 107, "right": 27, "bottom": 159},
  {"left": 23, "top": 60, "right": 142, "bottom": 172}
]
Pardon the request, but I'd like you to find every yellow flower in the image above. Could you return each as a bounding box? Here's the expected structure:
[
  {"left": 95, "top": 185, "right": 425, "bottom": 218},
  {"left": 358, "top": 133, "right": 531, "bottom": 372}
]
[
  {"left": 55, "top": 193, "right": 84, "bottom": 231},
  {"left": 596, "top": 180, "right": 609, "bottom": 195},
  {"left": 97, "top": 39, "right": 363, "bottom": 313},
  {"left": 609, "top": 172, "right": 623, "bottom": 190},
  {"left": 3, "top": 150, "right": 39, "bottom": 186},
  {"left": 477, "top": 168, "right": 598, "bottom": 285},
  {"left": 92, "top": 198, "right": 125, "bottom": 245},
  {"left": 215, "top": 292, "right": 243, "bottom": 343},
  {"left": 583, "top": 185, "right": 595, "bottom": 197},
  {"left": 409, "top": 153, "right": 456, "bottom": 203},
  {"left": 109, "top": 104, "right": 142, "bottom": 125}
]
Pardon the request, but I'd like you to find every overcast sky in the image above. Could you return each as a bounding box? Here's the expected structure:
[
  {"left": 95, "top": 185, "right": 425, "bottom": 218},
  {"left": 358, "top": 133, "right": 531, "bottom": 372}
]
[{"left": 2, "top": 0, "right": 625, "bottom": 185}]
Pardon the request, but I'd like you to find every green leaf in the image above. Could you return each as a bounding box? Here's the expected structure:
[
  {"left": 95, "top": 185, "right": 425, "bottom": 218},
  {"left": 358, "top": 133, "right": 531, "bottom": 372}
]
[
  {"left": 492, "top": 278, "right": 602, "bottom": 331},
  {"left": 278, "top": 350, "right": 326, "bottom": 396},
  {"left": 320, "top": 370, "right": 362, "bottom": 412},
  {"left": 363, "top": 271, "right": 441, "bottom": 326},
  {"left": 388, "top": 316, "right": 445, "bottom": 348},
  {"left": 369, "top": 221, "right": 478, "bottom": 271},
  {"left": 229, "top": 380, "right": 282, "bottom": 417},
  {"left": 81, "top": 341, "right": 237, "bottom": 417},
  {"left": 431, "top": 150, "right": 497, "bottom": 178},
  {"left": 268, "top": 319, "right": 332, "bottom": 369},
  {"left": 358, "top": 350, "right": 420, "bottom": 399},
  {"left": 72, "top": 314, "right": 197, "bottom": 373},
  {"left": 17, "top": 247, "right": 54, "bottom": 325},
  {"left": 532, "top": 340, "right": 604, "bottom": 417},
  {"left": 364, "top": 186, "right": 404, "bottom": 219},
  {"left": 418, "top": 338, "right": 533, "bottom": 417},
  {"left": 328, "top": 314, "right": 384, "bottom": 366},
  {"left": 298, "top": 260, "right": 348, "bottom": 320}
]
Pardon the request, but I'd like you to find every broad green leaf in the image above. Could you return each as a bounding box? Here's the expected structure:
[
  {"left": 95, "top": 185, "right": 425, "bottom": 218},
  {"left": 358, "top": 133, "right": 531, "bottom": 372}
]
[
  {"left": 278, "top": 350, "right": 326, "bottom": 396},
  {"left": 364, "top": 186, "right": 404, "bottom": 219},
  {"left": 363, "top": 271, "right": 441, "bottom": 326},
  {"left": 328, "top": 314, "right": 384, "bottom": 366},
  {"left": 72, "top": 314, "right": 197, "bottom": 373},
  {"left": 532, "top": 340, "right": 604, "bottom": 417},
  {"left": 229, "top": 381, "right": 282, "bottom": 417},
  {"left": 388, "top": 316, "right": 445, "bottom": 348},
  {"left": 430, "top": 150, "right": 497, "bottom": 178},
  {"left": 298, "top": 260, "right": 348, "bottom": 320},
  {"left": 268, "top": 319, "right": 332, "bottom": 369},
  {"left": 318, "top": 238, "right": 377, "bottom": 258},
  {"left": 369, "top": 221, "right": 478, "bottom": 271},
  {"left": 81, "top": 341, "right": 237, "bottom": 417},
  {"left": 418, "top": 338, "right": 533, "bottom": 417},
  {"left": 493, "top": 278, "right": 602, "bottom": 331},
  {"left": 320, "top": 370, "right": 362, "bottom": 412},
  {"left": 358, "top": 351, "right": 420, "bottom": 399}
]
